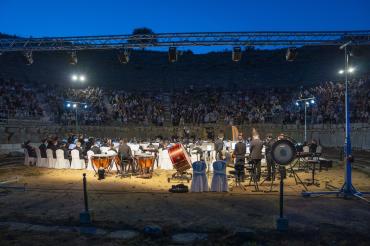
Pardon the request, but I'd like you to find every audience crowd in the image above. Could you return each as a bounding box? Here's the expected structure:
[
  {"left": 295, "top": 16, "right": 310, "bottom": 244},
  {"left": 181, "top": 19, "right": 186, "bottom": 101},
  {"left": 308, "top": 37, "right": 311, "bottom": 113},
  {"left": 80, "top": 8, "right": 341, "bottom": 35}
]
[{"left": 1, "top": 77, "right": 369, "bottom": 125}]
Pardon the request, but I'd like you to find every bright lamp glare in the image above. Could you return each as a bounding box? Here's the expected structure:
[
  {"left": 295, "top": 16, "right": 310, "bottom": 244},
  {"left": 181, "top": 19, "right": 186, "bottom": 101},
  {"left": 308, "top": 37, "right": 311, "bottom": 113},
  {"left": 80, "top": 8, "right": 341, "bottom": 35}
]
[
  {"left": 73, "top": 104, "right": 77, "bottom": 108},
  {"left": 72, "top": 75, "right": 78, "bottom": 81},
  {"left": 79, "top": 75, "right": 85, "bottom": 82},
  {"left": 338, "top": 70, "right": 344, "bottom": 74},
  {"left": 84, "top": 105, "right": 88, "bottom": 109},
  {"left": 310, "top": 99, "right": 315, "bottom": 104},
  {"left": 348, "top": 67, "right": 355, "bottom": 73},
  {"left": 66, "top": 103, "right": 71, "bottom": 108},
  {"left": 305, "top": 101, "right": 310, "bottom": 106},
  {"left": 295, "top": 101, "right": 299, "bottom": 106}
]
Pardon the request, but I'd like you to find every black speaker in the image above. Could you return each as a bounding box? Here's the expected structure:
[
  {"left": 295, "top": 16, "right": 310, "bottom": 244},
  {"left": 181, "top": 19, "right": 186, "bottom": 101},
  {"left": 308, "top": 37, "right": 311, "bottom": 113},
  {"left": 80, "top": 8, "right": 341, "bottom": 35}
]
[
  {"left": 232, "top": 47, "right": 242, "bottom": 62},
  {"left": 168, "top": 47, "right": 177, "bottom": 62}
]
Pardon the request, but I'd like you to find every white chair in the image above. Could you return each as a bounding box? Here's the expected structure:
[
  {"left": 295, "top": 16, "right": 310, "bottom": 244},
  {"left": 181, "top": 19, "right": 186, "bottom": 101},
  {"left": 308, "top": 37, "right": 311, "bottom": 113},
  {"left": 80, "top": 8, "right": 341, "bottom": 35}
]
[
  {"left": 190, "top": 161, "right": 209, "bottom": 192},
  {"left": 35, "top": 147, "right": 47, "bottom": 167},
  {"left": 210, "top": 161, "right": 228, "bottom": 192},
  {"left": 70, "top": 149, "right": 85, "bottom": 169},
  {"left": 55, "top": 149, "right": 70, "bottom": 169},
  {"left": 24, "top": 149, "right": 36, "bottom": 166},
  {"left": 86, "top": 150, "right": 95, "bottom": 171},
  {"left": 158, "top": 149, "right": 173, "bottom": 170},
  {"left": 46, "top": 149, "right": 56, "bottom": 168}
]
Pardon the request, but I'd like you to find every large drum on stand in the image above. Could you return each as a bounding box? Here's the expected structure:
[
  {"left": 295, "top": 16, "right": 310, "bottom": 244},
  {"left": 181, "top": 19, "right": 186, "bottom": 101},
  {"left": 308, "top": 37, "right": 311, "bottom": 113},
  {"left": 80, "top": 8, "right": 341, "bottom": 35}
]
[
  {"left": 135, "top": 154, "right": 155, "bottom": 178},
  {"left": 91, "top": 153, "right": 116, "bottom": 179},
  {"left": 167, "top": 143, "right": 192, "bottom": 183}
]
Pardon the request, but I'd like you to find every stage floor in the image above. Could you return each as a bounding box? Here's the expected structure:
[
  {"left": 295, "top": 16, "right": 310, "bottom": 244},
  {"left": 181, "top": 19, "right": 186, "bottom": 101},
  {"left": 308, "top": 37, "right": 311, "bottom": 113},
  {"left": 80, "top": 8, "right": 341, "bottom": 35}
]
[{"left": 0, "top": 162, "right": 370, "bottom": 244}]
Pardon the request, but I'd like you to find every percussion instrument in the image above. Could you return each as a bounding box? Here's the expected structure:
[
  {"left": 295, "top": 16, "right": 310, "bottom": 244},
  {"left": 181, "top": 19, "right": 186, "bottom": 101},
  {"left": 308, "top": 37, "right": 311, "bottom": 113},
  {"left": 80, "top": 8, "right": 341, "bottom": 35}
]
[
  {"left": 91, "top": 154, "right": 116, "bottom": 173},
  {"left": 270, "top": 136, "right": 297, "bottom": 166},
  {"left": 168, "top": 143, "right": 192, "bottom": 172},
  {"left": 135, "top": 154, "right": 155, "bottom": 178}
]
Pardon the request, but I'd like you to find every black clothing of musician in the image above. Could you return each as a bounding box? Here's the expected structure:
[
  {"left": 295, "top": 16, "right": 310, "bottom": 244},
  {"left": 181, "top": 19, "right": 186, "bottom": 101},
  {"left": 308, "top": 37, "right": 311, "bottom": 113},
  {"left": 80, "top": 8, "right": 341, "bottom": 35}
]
[
  {"left": 39, "top": 142, "right": 47, "bottom": 158},
  {"left": 74, "top": 147, "right": 84, "bottom": 159},
  {"left": 119, "top": 143, "right": 133, "bottom": 159},
  {"left": 214, "top": 138, "right": 224, "bottom": 160},
  {"left": 90, "top": 145, "right": 101, "bottom": 155},
  {"left": 23, "top": 141, "right": 36, "bottom": 158},
  {"left": 264, "top": 137, "right": 275, "bottom": 180},
  {"left": 250, "top": 138, "right": 263, "bottom": 181},
  {"left": 233, "top": 141, "right": 246, "bottom": 181}
]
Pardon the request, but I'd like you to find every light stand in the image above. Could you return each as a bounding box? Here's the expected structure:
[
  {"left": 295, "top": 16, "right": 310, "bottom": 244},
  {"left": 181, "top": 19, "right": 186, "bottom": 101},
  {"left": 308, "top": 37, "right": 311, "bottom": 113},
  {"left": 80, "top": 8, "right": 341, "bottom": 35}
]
[
  {"left": 302, "top": 41, "right": 370, "bottom": 202},
  {"left": 65, "top": 101, "right": 88, "bottom": 134},
  {"left": 295, "top": 97, "right": 315, "bottom": 142}
]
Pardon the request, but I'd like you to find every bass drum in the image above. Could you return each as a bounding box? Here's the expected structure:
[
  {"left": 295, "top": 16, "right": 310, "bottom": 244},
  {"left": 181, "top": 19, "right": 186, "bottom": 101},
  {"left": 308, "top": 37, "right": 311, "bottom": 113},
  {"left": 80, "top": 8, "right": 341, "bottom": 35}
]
[
  {"left": 270, "top": 136, "right": 297, "bottom": 166},
  {"left": 168, "top": 143, "right": 192, "bottom": 172}
]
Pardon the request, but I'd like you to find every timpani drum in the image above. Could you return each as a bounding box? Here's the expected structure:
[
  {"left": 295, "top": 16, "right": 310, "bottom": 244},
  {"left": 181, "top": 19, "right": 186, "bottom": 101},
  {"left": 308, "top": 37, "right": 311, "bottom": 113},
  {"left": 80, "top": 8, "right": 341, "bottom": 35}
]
[
  {"left": 91, "top": 154, "right": 115, "bottom": 173},
  {"left": 135, "top": 154, "right": 155, "bottom": 178}
]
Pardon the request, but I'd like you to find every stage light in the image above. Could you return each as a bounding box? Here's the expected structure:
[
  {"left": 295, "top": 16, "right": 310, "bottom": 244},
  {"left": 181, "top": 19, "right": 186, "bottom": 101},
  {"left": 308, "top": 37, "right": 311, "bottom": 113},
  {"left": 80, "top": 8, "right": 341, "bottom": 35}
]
[
  {"left": 232, "top": 47, "right": 242, "bottom": 62},
  {"left": 73, "top": 103, "right": 77, "bottom": 108},
  {"left": 348, "top": 67, "right": 355, "bottom": 73},
  {"left": 69, "top": 51, "right": 78, "bottom": 65},
  {"left": 71, "top": 74, "right": 78, "bottom": 81},
  {"left": 24, "top": 51, "right": 33, "bottom": 65},
  {"left": 338, "top": 70, "right": 344, "bottom": 74},
  {"left": 310, "top": 99, "right": 315, "bottom": 104},
  {"left": 84, "top": 105, "right": 88, "bottom": 109},
  {"left": 168, "top": 47, "right": 177, "bottom": 63},
  {"left": 295, "top": 101, "right": 299, "bottom": 106},
  {"left": 79, "top": 75, "right": 85, "bottom": 82},
  {"left": 305, "top": 101, "right": 310, "bottom": 106},
  {"left": 66, "top": 103, "right": 71, "bottom": 108},
  {"left": 286, "top": 48, "right": 297, "bottom": 62}
]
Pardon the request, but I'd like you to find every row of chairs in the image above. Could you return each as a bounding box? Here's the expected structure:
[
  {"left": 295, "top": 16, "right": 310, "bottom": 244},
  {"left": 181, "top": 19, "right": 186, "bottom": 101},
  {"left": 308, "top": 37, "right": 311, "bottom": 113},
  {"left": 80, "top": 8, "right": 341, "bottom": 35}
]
[
  {"left": 24, "top": 148, "right": 86, "bottom": 169},
  {"left": 190, "top": 160, "right": 228, "bottom": 192}
]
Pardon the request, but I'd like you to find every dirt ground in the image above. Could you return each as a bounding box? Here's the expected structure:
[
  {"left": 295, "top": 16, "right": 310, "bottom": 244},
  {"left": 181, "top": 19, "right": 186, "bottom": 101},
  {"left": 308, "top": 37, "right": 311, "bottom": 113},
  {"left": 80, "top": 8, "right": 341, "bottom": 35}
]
[{"left": 0, "top": 161, "right": 370, "bottom": 245}]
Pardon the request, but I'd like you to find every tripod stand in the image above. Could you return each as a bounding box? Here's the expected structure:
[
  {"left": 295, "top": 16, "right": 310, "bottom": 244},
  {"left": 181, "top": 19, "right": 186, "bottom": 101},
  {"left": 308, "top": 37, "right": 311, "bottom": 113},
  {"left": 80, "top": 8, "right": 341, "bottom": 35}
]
[{"left": 260, "top": 163, "right": 278, "bottom": 192}]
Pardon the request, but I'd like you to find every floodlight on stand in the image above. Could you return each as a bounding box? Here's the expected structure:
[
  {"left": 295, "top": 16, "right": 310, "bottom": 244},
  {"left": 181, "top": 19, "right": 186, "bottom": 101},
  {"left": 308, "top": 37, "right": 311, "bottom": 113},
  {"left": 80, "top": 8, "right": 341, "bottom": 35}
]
[
  {"left": 67, "top": 103, "right": 71, "bottom": 108},
  {"left": 71, "top": 74, "right": 78, "bottom": 81},
  {"left": 310, "top": 99, "right": 315, "bottom": 104},
  {"left": 84, "top": 105, "right": 88, "bottom": 109},
  {"left": 69, "top": 51, "right": 78, "bottom": 65},
  {"left": 348, "top": 67, "right": 355, "bottom": 73},
  {"left": 286, "top": 48, "right": 297, "bottom": 62},
  {"left": 295, "top": 101, "right": 299, "bottom": 106},
  {"left": 24, "top": 51, "right": 34, "bottom": 65},
  {"left": 305, "top": 101, "right": 310, "bottom": 106},
  {"left": 168, "top": 47, "right": 177, "bottom": 63},
  {"left": 338, "top": 69, "right": 344, "bottom": 74},
  {"left": 79, "top": 75, "right": 86, "bottom": 82},
  {"left": 73, "top": 103, "right": 77, "bottom": 108},
  {"left": 232, "top": 47, "right": 242, "bottom": 62}
]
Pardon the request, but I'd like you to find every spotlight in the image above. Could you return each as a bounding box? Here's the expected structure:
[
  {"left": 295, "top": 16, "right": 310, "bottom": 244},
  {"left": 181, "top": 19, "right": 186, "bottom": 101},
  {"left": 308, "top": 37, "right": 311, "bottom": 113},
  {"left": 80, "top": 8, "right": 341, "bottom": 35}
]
[
  {"left": 295, "top": 101, "right": 299, "bottom": 106},
  {"left": 24, "top": 51, "right": 34, "bottom": 65},
  {"left": 286, "top": 48, "right": 297, "bottom": 62},
  {"left": 71, "top": 75, "right": 78, "bottom": 81},
  {"left": 305, "top": 101, "right": 310, "bottom": 106},
  {"left": 168, "top": 47, "right": 177, "bottom": 63},
  {"left": 118, "top": 49, "right": 130, "bottom": 64},
  {"left": 69, "top": 51, "right": 78, "bottom": 65},
  {"left": 84, "top": 105, "right": 88, "bottom": 109},
  {"left": 73, "top": 103, "right": 77, "bottom": 108},
  {"left": 79, "top": 75, "right": 85, "bottom": 82},
  {"left": 310, "top": 99, "right": 315, "bottom": 104},
  {"left": 66, "top": 103, "right": 71, "bottom": 108},
  {"left": 348, "top": 67, "right": 355, "bottom": 73},
  {"left": 338, "top": 70, "right": 344, "bottom": 74},
  {"left": 232, "top": 47, "right": 242, "bottom": 62}
]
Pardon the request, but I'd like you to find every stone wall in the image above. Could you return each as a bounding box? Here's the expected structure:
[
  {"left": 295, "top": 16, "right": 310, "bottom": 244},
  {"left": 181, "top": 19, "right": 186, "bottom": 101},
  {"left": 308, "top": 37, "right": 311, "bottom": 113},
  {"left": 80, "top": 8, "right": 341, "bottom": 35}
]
[{"left": 1, "top": 120, "right": 370, "bottom": 150}]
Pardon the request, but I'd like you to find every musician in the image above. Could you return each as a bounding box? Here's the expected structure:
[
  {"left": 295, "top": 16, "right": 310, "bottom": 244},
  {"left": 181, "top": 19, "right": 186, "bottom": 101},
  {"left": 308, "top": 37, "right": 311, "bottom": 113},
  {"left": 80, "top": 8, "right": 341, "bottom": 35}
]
[
  {"left": 264, "top": 134, "right": 275, "bottom": 181},
  {"left": 119, "top": 139, "right": 133, "bottom": 160},
  {"left": 249, "top": 132, "right": 263, "bottom": 182},
  {"left": 214, "top": 135, "right": 224, "bottom": 160},
  {"left": 108, "top": 143, "right": 118, "bottom": 153},
  {"left": 39, "top": 138, "right": 47, "bottom": 158},
  {"left": 23, "top": 140, "right": 36, "bottom": 158},
  {"left": 74, "top": 142, "right": 84, "bottom": 159},
  {"left": 60, "top": 142, "right": 70, "bottom": 160},
  {"left": 90, "top": 141, "right": 101, "bottom": 154},
  {"left": 309, "top": 139, "right": 318, "bottom": 154},
  {"left": 233, "top": 133, "right": 246, "bottom": 181},
  {"left": 47, "top": 139, "right": 58, "bottom": 158}
]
